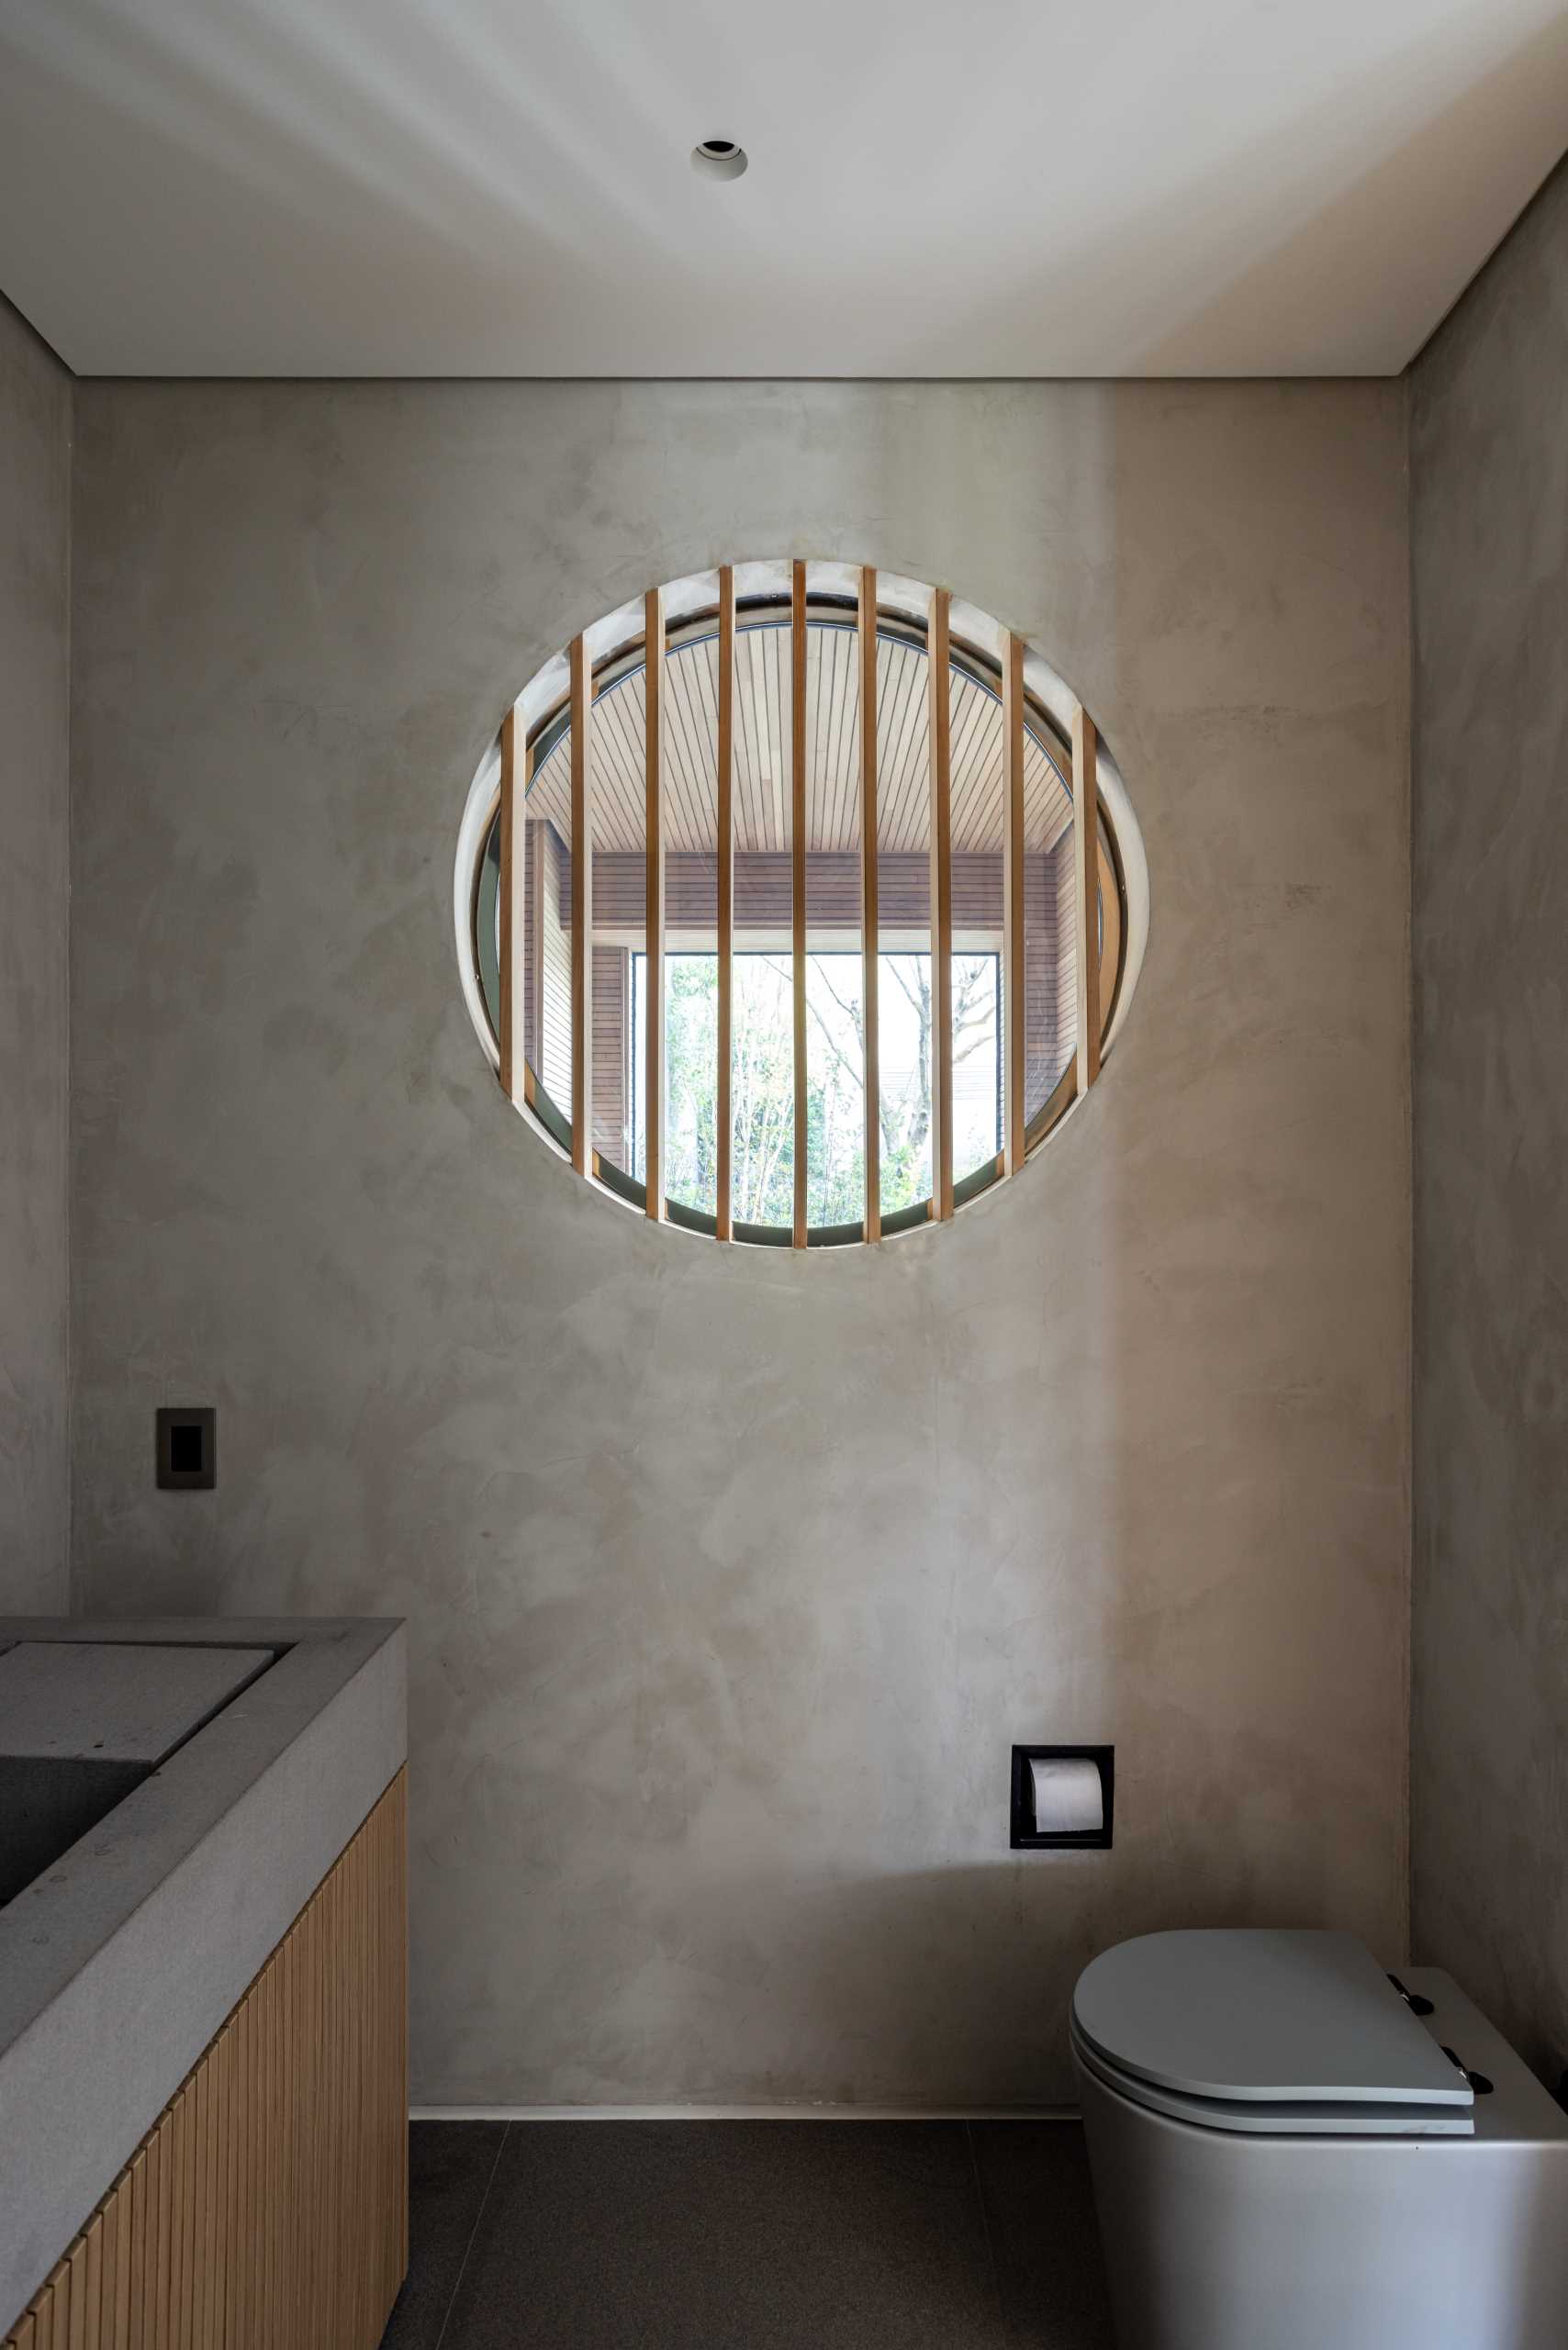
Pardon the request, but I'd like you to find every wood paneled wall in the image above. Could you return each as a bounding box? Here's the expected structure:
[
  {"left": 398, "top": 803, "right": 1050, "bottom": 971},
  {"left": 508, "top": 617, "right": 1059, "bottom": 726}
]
[
  {"left": 3, "top": 1773, "right": 408, "bottom": 2350},
  {"left": 592, "top": 945, "right": 630, "bottom": 1165},
  {"left": 571, "top": 847, "right": 1039, "bottom": 935}
]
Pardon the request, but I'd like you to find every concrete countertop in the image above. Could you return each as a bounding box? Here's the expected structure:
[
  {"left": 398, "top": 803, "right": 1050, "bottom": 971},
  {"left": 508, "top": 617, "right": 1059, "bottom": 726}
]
[
  {"left": 0, "top": 1639, "right": 275, "bottom": 1762},
  {"left": 0, "top": 1617, "right": 407, "bottom": 2334}
]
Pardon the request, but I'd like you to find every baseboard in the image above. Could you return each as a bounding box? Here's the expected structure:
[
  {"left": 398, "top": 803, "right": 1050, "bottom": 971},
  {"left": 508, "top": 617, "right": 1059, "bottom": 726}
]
[{"left": 410, "top": 2102, "right": 1082, "bottom": 2122}]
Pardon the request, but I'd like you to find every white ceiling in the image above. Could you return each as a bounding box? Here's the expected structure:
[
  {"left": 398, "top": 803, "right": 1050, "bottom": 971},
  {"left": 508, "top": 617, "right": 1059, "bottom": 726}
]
[{"left": 3, "top": 0, "right": 1567, "bottom": 378}]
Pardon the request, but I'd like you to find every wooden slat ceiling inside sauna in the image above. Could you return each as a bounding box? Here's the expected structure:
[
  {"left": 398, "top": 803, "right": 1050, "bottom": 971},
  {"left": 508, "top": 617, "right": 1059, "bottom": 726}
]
[{"left": 524, "top": 624, "right": 1073, "bottom": 857}]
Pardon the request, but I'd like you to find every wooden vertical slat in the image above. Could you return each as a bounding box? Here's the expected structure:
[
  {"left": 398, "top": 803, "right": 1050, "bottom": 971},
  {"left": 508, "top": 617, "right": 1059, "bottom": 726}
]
[
  {"left": 211, "top": 2029, "right": 230, "bottom": 2350},
  {"left": 1002, "top": 632, "right": 1026, "bottom": 1175},
  {"left": 151, "top": 2122, "right": 169, "bottom": 2350},
  {"left": 859, "top": 566, "right": 880, "bottom": 1243},
  {"left": 339, "top": 1862, "right": 353, "bottom": 2345},
  {"left": 644, "top": 587, "right": 666, "bottom": 1221},
  {"left": 335, "top": 1865, "right": 345, "bottom": 2344},
  {"left": 275, "top": 1954, "right": 288, "bottom": 2350},
  {"left": 223, "top": 2006, "right": 239, "bottom": 2350},
  {"left": 259, "top": 1967, "right": 275, "bottom": 2350},
  {"left": 113, "top": 2177, "right": 131, "bottom": 2350},
  {"left": 200, "top": 2044, "right": 217, "bottom": 2350},
  {"left": 234, "top": 2001, "right": 252, "bottom": 2350},
  {"left": 79, "top": 2226, "right": 98, "bottom": 2350},
  {"left": 499, "top": 716, "right": 532, "bottom": 1113},
  {"left": 179, "top": 2081, "right": 195, "bottom": 2350},
  {"left": 281, "top": 1930, "right": 296, "bottom": 2350},
  {"left": 163, "top": 2100, "right": 184, "bottom": 2350},
  {"left": 715, "top": 566, "right": 734, "bottom": 1243},
  {"left": 66, "top": 2242, "right": 86, "bottom": 2350},
  {"left": 358, "top": 1816, "right": 370, "bottom": 2340},
  {"left": 136, "top": 2133, "right": 153, "bottom": 2350},
  {"left": 355, "top": 1809, "right": 366, "bottom": 2337},
  {"left": 184, "top": 2078, "right": 198, "bottom": 2350},
  {"left": 101, "top": 2187, "right": 124, "bottom": 2350},
  {"left": 266, "top": 1960, "right": 278, "bottom": 2350},
  {"left": 320, "top": 1873, "right": 333, "bottom": 2344},
  {"left": 368, "top": 1832, "right": 378, "bottom": 2335},
  {"left": 279, "top": 1937, "right": 292, "bottom": 2348},
  {"left": 214, "top": 2031, "right": 229, "bottom": 2350},
  {"left": 187, "top": 2072, "right": 205, "bottom": 2350},
  {"left": 291, "top": 1907, "right": 305, "bottom": 2341},
  {"left": 353, "top": 1841, "right": 364, "bottom": 2341},
  {"left": 311, "top": 1879, "right": 326, "bottom": 2348},
  {"left": 126, "top": 2151, "right": 146, "bottom": 2350},
  {"left": 48, "top": 2266, "right": 68, "bottom": 2350},
  {"left": 1071, "top": 703, "right": 1102, "bottom": 1093},
  {"left": 316, "top": 1876, "right": 328, "bottom": 2347},
  {"left": 928, "top": 589, "right": 955, "bottom": 1221},
  {"left": 394, "top": 1776, "right": 409, "bottom": 2287},
  {"left": 309, "top": 1880, "right": 324, "bottom": 2350},
  {"left": 259, "top": 1965, "right": 273, "bottom": 2350},
  {"left": 790, "top": 560, "right": 808, "bottom": 1248},
  {"left": 569, "top": 633, "right": 594, "bottom": 1175}
]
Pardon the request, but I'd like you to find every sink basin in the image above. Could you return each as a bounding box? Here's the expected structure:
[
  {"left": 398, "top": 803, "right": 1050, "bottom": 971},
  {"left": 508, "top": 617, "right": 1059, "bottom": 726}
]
[
  {"left": 0, "top": 1751, "right": 152, "bottom": 1906},
  {"left": 0, "top": 1639, "right": 274, "bottom": 1905}
]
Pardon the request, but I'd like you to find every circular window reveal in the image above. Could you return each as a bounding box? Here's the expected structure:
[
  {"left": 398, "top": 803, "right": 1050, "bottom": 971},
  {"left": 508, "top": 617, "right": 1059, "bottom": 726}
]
[{"left": 458, "top": 561, "right": 1146, "bottom": 1247}]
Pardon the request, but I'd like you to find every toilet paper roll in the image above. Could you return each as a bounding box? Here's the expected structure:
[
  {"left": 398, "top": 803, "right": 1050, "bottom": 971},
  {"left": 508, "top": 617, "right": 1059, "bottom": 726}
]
[{"left": 1029, "top": 1755, "right": 1103, "bottom": 1836}]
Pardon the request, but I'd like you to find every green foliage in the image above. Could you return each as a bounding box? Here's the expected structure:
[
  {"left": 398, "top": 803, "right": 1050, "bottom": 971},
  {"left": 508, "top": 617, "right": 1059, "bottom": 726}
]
[{"left": 651, "top": 950, "right": 996, "bottom": 1233}]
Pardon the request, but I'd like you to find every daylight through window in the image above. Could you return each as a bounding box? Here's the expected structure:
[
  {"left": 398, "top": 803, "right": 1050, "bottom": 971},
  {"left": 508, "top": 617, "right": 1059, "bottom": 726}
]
[{"left": 464, "top": 563, "right": 1140, "bottom": 1246}]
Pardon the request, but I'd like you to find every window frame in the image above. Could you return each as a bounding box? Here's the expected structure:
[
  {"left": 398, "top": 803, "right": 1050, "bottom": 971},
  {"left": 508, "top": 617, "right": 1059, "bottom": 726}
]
[{"left": 465, "top": 575, "right": 1132, "bottom": 1247}]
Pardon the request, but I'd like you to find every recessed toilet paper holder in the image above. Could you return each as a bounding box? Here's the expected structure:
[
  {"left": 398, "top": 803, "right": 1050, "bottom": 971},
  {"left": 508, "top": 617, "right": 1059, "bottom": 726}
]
[{"left": 1010, "top": 1745, "right": 1114, "bottom": 1850}]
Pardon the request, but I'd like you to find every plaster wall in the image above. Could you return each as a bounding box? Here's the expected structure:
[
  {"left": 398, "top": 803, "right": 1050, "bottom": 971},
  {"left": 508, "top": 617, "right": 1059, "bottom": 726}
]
[
  {"left": 70, "top": 378, "right": 1411, "bottom": 2105},
  {"left": 0, "top": 296, "right": 70, "bottom": 1609},
  {"left": 1411, "top": 153, "right": 1568, "bottom": 2083}
]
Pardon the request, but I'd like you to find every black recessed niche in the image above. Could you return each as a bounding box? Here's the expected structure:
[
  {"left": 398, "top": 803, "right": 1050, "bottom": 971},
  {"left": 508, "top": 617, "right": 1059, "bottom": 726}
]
[{"left": 1010, "top": 1744, "right": 1114, "bottom": 1851}]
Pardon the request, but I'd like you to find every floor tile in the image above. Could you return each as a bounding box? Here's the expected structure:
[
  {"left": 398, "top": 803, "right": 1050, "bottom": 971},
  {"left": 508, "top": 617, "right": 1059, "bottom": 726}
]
[
  {"left": 379, "top": 2119, "right": 508, "bottom": 2350},
  {"left": 968, "top": 2123, "right": 1114, "bottom": 2347},
  {"left": 443, "top": 2120, "right": 1011, "bottom": 2350}
]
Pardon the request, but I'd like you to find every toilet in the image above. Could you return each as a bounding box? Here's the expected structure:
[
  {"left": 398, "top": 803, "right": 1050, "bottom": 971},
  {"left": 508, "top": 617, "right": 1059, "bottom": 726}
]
[{"left": 1070, "top": 1930, "right": 1568, "bottom": 2350}]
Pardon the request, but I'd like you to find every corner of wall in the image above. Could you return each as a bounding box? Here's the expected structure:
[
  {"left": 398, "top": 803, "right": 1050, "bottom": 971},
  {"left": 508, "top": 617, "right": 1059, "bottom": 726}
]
[
  {"left": 62, "top": 353, "right": 74, "bottom": 1618},
  {"left": 0, "top": 289, "right": 73, "bottom": 1617}
]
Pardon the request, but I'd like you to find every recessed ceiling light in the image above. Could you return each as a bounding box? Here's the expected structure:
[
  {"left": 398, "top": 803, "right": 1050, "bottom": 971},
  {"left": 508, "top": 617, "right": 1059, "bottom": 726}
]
[{"left": 691, "top": 139, "right": 747, "bottom": 182}]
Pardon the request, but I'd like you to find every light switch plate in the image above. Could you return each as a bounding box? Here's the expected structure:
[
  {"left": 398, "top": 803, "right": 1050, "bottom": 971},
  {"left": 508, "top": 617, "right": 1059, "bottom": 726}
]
[{"left": 156, "top": 1405, "right": 216, "bottom": 1490}]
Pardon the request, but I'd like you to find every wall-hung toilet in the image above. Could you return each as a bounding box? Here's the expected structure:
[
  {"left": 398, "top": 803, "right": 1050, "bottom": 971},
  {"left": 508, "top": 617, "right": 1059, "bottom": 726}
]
[{"left": 1071, "top": 1930, "right": 1568, "bottom": 2350}]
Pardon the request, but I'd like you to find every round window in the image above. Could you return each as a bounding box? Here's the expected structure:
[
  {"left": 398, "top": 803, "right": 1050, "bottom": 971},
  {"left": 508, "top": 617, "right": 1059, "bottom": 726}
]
[{"left": 457, "top": 562, "right": 1146, "bottom": 1245}]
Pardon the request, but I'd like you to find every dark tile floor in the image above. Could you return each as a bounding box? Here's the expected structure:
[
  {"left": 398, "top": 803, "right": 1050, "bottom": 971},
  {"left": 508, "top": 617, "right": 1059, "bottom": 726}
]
[{"left": 379, "top": 2119, "right": 1114, "bottom": 2349}]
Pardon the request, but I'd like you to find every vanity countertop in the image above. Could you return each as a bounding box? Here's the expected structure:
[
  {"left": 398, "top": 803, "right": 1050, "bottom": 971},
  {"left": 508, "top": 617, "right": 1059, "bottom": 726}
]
[
  {"left": 0, "top": 1637, "right": 275, "bottom": 1762},
  {"left": 0, "top": 1616, "right": 406, "bottom": 2335}
]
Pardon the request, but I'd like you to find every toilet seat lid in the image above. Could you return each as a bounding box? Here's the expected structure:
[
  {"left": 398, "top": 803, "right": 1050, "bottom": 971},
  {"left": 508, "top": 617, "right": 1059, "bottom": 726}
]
[{"left": 1071, "top": 1930, "right": 1473, "bottom": 2109}]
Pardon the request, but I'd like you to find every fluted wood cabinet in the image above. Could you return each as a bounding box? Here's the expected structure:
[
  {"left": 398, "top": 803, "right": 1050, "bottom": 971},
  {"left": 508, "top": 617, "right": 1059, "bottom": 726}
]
[{"left": 4, "top": 1772, "right": 408, "bottom": 2350}]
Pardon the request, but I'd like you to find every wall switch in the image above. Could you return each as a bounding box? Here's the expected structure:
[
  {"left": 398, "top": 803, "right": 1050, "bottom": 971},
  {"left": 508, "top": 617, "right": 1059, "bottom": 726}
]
[{"left": 156, "top": 1406, "right": 216, "bottom": 1490}]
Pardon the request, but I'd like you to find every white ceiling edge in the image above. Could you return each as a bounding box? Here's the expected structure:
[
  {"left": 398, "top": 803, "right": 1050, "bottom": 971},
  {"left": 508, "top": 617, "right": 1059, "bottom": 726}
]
[{"left": 2, "top": 0, "right": 1567, "bottom": 379}]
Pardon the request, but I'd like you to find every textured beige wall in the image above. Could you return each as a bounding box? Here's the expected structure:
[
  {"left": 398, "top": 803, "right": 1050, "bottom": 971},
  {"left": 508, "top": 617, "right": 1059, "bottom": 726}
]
[
  {"left": 70, "top": 378, "right": 1411, "bottom": 2105},
  {"left": 1412, "top": 154, "right": 1568, "bottom": 2087},
  {"left": 0, "top": 296, "right": 70, "bottom": 1609}
]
